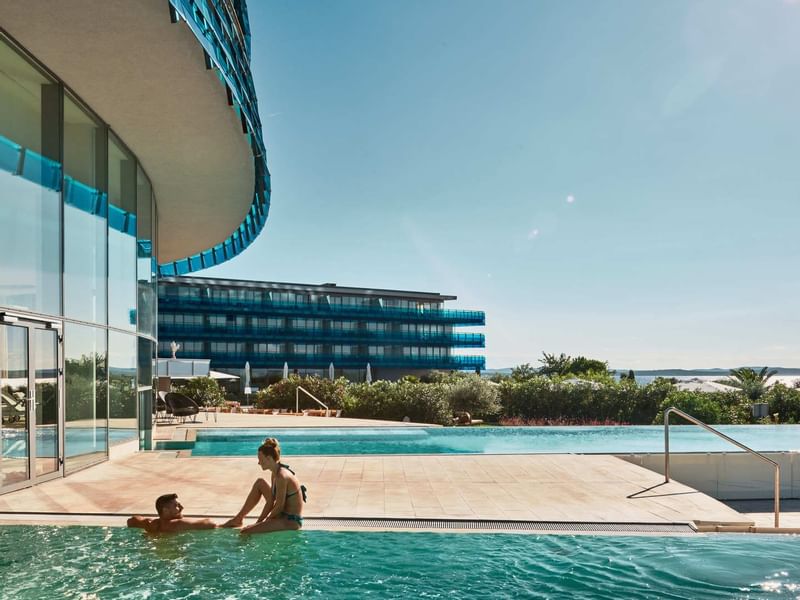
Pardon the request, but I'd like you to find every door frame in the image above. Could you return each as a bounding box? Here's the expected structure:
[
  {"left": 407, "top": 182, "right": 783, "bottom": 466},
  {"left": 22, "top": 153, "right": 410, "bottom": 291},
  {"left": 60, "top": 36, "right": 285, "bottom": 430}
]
[{"left": 0, "top": 314, "right": 64, "bottom": 494}]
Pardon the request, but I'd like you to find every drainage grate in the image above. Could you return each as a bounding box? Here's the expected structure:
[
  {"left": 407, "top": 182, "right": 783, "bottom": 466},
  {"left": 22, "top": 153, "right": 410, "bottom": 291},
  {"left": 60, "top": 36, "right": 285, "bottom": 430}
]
[{"left": 301, "top": 517, "right": 695, "bottom": 534}]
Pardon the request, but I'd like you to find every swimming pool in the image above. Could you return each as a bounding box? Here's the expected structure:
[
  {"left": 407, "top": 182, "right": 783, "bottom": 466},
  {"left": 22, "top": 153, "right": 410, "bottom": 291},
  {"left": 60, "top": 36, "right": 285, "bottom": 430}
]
[
  {"left": 0, "top": 526, "right": 796, "bottom": 598},
  {"left": 183, "top": 425, "right": 800, "bottom": 456}
]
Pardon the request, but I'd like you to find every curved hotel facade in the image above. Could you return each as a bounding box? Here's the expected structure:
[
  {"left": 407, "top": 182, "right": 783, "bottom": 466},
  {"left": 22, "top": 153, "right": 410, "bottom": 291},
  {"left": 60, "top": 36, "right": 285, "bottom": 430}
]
[{"left": 0, "top": 1, "right": 269, "bottom": 493}]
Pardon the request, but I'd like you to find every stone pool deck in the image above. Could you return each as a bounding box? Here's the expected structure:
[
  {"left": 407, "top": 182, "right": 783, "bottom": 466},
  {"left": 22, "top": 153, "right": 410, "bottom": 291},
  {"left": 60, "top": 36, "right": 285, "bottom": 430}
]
[
  {"left": 152, "top": 412, "right": 434, "bottom": 437},
  {"left": 0, "top": 451, "right": 759, "bottom": 531}
]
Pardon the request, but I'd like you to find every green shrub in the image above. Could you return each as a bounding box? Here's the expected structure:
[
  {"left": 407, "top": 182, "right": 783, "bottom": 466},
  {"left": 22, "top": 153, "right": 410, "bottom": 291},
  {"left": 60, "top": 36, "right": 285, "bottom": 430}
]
[
  {"left": 343, "top": 381, "right": 451, "bottom": 425},
  {"left": 498, "top": 376, "right": 672, "bottom": 424},
  {"left": 655, "top": 390, "right": 749, "bottom": 425},
  {"left": 255, "top": 375, "right": 348, "bottom": 410},
  {"left": 175, "top": 377, "right": 226, "bottom": 408},
  {"left": 763, "top": 384, "right": 800, "bottom": 423},
  {"left": 446, "top": 375, "right": 501, "bottom": 420}
]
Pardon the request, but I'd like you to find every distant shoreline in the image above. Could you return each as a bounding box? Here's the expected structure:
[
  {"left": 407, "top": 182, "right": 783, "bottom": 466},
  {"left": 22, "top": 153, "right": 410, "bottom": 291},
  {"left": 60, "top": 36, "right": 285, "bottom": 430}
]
[{"left": 484, "top": 367, "right": 800, "bottom": 377}]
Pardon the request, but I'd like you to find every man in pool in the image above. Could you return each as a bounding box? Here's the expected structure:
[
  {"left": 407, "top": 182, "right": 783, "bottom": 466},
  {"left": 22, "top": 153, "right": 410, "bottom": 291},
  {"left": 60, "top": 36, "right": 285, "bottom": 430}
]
[{"left": 127, "top": 493, "right": 218, "bottom": 533}]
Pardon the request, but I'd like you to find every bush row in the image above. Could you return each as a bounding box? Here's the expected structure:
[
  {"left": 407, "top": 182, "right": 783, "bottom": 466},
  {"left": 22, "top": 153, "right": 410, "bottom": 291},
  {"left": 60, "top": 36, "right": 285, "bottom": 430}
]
[{"left": 201, "top": 373, "right": 800, "bottom": 425}]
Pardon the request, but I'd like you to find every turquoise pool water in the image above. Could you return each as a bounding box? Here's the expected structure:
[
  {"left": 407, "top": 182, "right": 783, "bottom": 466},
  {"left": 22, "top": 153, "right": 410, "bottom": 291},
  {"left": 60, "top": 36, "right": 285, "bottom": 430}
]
[
  {"left": 0, "top": 526, "right": 797, "bottom": 599},
  {"left": 185, "top": 425, "right": 800, "bottom": 456}
]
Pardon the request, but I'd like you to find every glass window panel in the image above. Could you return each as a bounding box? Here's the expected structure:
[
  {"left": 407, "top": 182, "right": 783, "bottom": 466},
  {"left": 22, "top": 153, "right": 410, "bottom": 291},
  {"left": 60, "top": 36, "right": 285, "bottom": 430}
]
[
  {"left": 108, "top": 331, "right": 137, "bottom": 446},
  {"left": 137, "top": 165, "right": 155, "bottom": 337},
  {"left": 108, "top": 134, "right": 137, "bottom": 331},
  {"left": 0, "top": 39, "right": 61, "bottom": 315},
  {"left": 0, "top": 324, "right": 29, "bottom": 487},
  {"left": 63, "top": 96, "right": 107, "bottom": 324},
  {"left": 64, "top": 323, "right": 107, "bottom": 474}
]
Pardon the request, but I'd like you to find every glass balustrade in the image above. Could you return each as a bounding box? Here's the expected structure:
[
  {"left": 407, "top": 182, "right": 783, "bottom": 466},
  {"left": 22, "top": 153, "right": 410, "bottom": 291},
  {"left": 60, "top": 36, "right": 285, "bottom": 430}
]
[
  {"left": 157, "top": 324, "right": 485, "bottom": 347},
  {"left": 170, "top": 349, "right": 485, "bottom": 370},
  {"left": 157, "top": 295, "right": 485, "bottom": 325}
]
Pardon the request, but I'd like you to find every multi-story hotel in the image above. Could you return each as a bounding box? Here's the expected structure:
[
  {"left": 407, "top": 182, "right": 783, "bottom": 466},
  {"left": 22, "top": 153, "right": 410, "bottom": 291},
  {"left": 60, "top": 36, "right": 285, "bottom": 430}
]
[
  {"left": 158, "top": 277, "right": 485, "bottom": 383},
  {"left": 0, "top": 0, "right": 268, "bottom": 493}
]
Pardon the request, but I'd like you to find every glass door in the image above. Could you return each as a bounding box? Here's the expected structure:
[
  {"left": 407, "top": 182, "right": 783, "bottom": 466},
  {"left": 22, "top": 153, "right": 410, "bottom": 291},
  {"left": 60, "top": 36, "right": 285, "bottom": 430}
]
[
  {"left": 34, "top": 328, "right": 60, "bottom": 480},
  {"left": 0, "top": 319, "right": 62, "bottom": 493},
  {"left": 0, "top": 323, "right": 30, "bottom": 490}
]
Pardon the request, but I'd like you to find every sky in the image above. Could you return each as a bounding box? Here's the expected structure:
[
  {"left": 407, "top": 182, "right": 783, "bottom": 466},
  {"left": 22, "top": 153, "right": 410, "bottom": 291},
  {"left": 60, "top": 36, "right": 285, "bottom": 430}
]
[{"left": 205, "top": 0, "right": 800, "bottom": 370}]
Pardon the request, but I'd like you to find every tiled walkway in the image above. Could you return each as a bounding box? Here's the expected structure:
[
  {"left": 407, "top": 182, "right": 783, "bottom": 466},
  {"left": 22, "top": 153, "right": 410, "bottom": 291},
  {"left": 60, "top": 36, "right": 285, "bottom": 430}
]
[{"left": 0, "top": 452, "right": 750, "bottom": 528}]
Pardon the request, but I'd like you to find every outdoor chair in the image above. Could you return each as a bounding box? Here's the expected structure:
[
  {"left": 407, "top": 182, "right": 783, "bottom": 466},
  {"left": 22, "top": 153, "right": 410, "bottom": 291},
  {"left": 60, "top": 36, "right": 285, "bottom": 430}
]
[
  {"left": 154, "top": 391, "right": 172, "bottom": 423},
  {"left": 164, "top": 392, "right": 200, "bottom": 424},
  {"left": 1, "top": 389, "right": 26, "bottom": 424}
]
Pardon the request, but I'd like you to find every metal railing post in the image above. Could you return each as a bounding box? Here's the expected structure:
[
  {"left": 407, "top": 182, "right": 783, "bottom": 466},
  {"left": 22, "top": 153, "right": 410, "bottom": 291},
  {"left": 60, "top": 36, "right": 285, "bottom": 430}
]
[{"left": 663, "top": 406, "right": 780, "bottom": 528}]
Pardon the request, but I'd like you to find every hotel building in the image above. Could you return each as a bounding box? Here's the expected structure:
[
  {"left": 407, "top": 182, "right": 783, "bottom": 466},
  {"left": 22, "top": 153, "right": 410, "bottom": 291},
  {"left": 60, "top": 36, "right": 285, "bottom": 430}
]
[
  {"left": 158, "top": 277, "right": 486, "bottom": 383},
  {"left": 0, "top": 0, "right": 268, "bottom": 493}
]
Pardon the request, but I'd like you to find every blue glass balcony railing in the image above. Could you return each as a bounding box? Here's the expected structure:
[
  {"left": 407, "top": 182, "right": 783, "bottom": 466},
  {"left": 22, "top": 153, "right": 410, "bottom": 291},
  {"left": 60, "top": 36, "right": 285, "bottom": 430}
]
[
  {"left": 158, "top": 324, "right": 485, "bottom": 347},
  {"left": 161, "top": 349, "right": 486, "bottom": 371},
  {"left": 158, "top": 295, "right": 486, "bottom": 325},
  {"left": 159, "top": 0, "right": 270, "bottom": 276}
]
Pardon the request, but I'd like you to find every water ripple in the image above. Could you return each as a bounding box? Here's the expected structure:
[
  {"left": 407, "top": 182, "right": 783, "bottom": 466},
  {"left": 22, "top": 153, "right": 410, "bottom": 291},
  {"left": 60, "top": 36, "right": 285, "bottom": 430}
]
[{"left": 1, "top": 527, "right": 798, "bottom": 599}]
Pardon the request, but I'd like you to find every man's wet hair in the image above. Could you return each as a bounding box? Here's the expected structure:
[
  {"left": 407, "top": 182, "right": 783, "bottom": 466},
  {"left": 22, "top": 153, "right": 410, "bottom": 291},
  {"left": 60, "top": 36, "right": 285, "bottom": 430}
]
[{"left": 155, "top": 493, "right": 178, "bottom": 516}]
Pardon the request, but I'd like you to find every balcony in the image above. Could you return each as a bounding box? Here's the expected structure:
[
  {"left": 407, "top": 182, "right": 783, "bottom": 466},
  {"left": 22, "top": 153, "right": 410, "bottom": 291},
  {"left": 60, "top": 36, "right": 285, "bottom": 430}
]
[
  {"left": 162, "top": 350, "right": 485, "bottom": 371},
  {"left": 158, "top": 324, "right": 485, "bottom": 348},
  {"left": 158, "top": 295, "right": 485, "bottom": 326}
]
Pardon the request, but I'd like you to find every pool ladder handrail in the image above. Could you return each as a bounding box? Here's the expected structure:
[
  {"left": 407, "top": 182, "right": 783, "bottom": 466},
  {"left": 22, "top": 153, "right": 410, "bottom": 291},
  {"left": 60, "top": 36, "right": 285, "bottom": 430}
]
[
  {"left": 295, "top": 385, "right": 329, "bottom": 417},
  {"left": 664, "top": 406, "right": 780, "bottom": 528}
]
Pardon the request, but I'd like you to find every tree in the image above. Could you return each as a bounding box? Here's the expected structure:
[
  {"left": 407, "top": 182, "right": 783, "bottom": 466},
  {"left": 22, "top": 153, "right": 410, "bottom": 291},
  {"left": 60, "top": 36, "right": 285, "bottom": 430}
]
[
  {"left": 723, "top": 367, "right": 778, "bottom": 401},
  {"left": 538, "top": 352, "right": 608, "bottom": 377},
  {"left": 175, "top": 377, "right": 226, "bottom": 408},
  {"left": 569, "top": 356, "right": 609, "bottom": 376},
  {"left": 538, "top": 353, "right": 572, "bottom": 376},
  {"left": 511, "top": 363, "right": 538, "bottom": 381}
]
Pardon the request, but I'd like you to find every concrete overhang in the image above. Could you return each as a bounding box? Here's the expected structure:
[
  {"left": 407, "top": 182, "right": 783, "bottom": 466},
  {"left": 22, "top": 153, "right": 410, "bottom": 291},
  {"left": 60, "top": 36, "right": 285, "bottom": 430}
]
[{"left": 0, "top": 0, "right": 256, "bottom": 263}]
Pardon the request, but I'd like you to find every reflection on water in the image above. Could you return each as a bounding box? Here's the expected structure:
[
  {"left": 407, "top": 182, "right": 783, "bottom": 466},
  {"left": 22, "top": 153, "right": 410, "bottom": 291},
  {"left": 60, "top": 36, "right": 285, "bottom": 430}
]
[{"left": 0, "top": 526, "right": 798, "bottom": 599}]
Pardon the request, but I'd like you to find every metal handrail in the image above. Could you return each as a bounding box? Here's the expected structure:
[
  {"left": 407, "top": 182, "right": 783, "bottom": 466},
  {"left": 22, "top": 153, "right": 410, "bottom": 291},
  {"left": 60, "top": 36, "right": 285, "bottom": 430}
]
[
  {"left": 664, "top": 407, "right": 780, "bottom": 527},
  {"left": 295, "top": 385, "right": 329, "bottom": 417}
]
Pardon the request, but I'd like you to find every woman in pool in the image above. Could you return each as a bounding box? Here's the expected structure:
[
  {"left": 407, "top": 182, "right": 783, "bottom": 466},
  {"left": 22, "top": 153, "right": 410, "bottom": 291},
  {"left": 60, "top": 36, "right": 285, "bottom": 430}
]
[{"left": 223, "top": 437, "right": 307, "bottom": 534}]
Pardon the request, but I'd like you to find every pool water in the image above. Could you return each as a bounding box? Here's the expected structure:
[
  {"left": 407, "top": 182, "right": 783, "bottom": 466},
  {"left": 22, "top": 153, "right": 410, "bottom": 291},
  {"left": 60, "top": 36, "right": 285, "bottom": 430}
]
[
  {"left": 186, "top": 425, "right": 800, "bottom": 456},
  {"left": 0, "top": 526, "right": 797, "bottom": 599}
]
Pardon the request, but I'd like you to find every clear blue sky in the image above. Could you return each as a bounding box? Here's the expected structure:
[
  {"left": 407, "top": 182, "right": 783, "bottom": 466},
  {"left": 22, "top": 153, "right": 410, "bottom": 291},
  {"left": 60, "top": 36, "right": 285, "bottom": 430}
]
[{"left": 205, "top": 0, "right": 800, "bottom": 370}]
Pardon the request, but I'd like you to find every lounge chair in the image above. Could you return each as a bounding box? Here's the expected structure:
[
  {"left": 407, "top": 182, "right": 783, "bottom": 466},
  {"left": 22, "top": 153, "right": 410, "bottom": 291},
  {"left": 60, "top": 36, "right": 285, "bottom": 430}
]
[
  {"left": 164, "top": 392, "right": 200, "bottom": 423},
  {"left": 1, "top": 389, "right": 26, "bottom": 424}
]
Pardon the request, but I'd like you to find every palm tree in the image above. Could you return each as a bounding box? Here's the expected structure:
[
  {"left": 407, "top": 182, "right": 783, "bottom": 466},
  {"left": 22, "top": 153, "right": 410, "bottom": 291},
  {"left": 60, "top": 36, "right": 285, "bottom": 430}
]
[{"left": 723, "top": 367, "right": 778, "bottom": 401}]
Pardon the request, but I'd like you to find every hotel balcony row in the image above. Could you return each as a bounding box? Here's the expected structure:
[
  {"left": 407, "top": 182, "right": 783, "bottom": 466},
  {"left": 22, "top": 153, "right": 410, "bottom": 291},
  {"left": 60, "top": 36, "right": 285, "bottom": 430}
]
[
  {"left": 157, "top": 294, "right": 486, "bottom": 326},
  {"left": 168, "top": 350, "right": 486, "bottom": 371},
  {"left": 158, "top": 323, "right": 485, "bottom": 348}
]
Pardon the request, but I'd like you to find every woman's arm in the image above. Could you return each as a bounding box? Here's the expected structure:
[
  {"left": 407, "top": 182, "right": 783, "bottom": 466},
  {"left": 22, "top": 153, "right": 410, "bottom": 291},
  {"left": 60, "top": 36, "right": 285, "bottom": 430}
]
[
  {"left": 264, "top": 475, "right": 288, "bottom": 520},
  {"left": 255, "top": 479, "right": 279, "bottom": 522}
]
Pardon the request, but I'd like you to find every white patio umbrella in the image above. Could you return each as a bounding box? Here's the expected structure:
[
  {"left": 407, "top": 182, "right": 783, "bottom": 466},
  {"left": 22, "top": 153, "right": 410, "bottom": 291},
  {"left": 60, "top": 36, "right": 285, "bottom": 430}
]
[
  {"left": 329, "top": 362, "right": 335, "bottom": 381},
  {"left": 244, "top": 361, "right": 251, "bottom": 405},
  {"left": 283, "top": 362, "right": 289, "bottom": 379},
  {"left": 366, "top": 362, "right": 372, "bottom": 384}
]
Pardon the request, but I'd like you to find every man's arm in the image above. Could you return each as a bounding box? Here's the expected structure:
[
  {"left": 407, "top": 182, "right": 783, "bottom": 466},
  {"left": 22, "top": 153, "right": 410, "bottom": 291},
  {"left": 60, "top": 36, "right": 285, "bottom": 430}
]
[
  {"left": 169, "top": 518, "right": 218, "bottom": 531},
  {"left": 127, "top": 516, "right": 159, "bottom": 533},
  {"left": 127, "top": 515, "right": 152, "bottom": 529}
]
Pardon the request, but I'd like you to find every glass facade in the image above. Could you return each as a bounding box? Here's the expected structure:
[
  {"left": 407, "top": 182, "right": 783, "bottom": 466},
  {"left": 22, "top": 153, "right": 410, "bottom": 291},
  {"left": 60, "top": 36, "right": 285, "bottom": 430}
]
[
  {"left": 158, "top": 277, "right": 486, "bottom": 380},
  {"left": 0, "top": 32, "right": 161, "bottom": 489},
  {"left": 0, "top": 42, "right": 60, "bottom": 316},
  {"left": 64, "top": 323, "right": 107, "bottom": 475},
  {"left": 109, "top": 331, "right": 138, "bottom": 446},
  {"left": 107, "top": 134, "right": 137, "bottom": 332},
  {"left": 63, "top": 95, "right": 107, "bottom": 325}
]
